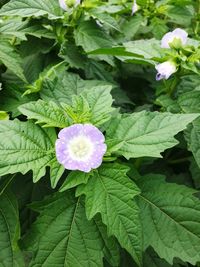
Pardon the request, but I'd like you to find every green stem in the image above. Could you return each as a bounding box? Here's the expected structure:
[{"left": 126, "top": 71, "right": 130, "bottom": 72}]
[
  {"left": 194, "top": 0, "right": 200, "bottom": 37},
  {"left": 168, "top": 157, "right": 190, "bottom": 165}
]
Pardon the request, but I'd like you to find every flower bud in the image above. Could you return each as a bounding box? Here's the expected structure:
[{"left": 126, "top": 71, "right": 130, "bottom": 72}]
[
  {"left": 132, "top": 0, "right": 139, "bottom": 15},
  {"left": 155, "top": 61, "right": 177, "bottom": 80},
  {"left": 59, "top": 0, "right": 80, "bottom": 11},
  {"left": 161, "top": 28, "right": 188, "bottom": 49}
]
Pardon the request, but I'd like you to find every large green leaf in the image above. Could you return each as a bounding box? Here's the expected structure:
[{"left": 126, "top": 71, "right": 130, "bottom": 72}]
[
  {"left": 185, "top": 118, "right": 200, "bottom": 168},
  {"left": 178, "top": 91, "right": 200, "bottom": 168},
  {"left": 137, "top": 174, "right": 200, "bottom": 265},
  {"left": 18, "top": 100, "right": 69, "bottom": 128},
  {"left": 0, "top": 17, "right": 55, "bottom": 41},
  {"left": 0, "top": 40, "right": 26, "bottom": 81},
  {"left": 74, "top": 20, "right": 114, "bottom": 64},
  {"left": 0, "top": 120, "right": 56, "bottom": 182},
  {"left": 25, "top": 192, "right": 104, "bottom": 267},
  {"left": 0, "top": 190, "right": 24, "bottom": 267},
  {"left": 74, "top": 20, "right": 113, "bottom": 53},
  {"left": 106, "top": 112, "right": 199, "bottom": 159},
  {"left": 40, "top": 71, "right": 113, "bottom": 105},
  {"left": 0, "top": 0, "right": 62, "bottom": 19},
  {"left": 76, "top": 163, "right": 142, "bottom": 266},
  {"left": 123, "top": 39, "right": 162, "bottom": 59}
]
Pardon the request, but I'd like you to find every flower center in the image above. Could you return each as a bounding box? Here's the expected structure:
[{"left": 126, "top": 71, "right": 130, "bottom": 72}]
[{"left": 68, "top": 135, "right": 93, "bottom": 160}]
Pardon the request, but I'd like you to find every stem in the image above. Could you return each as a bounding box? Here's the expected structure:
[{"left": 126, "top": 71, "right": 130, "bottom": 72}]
[
  {"left": 168, "top": 157, "right": 190, "bottom": 165},
  {"left": 194, "top": 0, "right": 200, "bottom": 37}
]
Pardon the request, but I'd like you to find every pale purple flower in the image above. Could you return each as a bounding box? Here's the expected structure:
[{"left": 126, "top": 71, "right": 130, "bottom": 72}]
[
  {"left": 59, "top": 0, "right": 80, "bottom": 11},
  {"left": 161, "top": 28, "right": 188, "bottom": 48},
  {"left": 59, "top": 0, "right": 67, "bottom": 10},
  {"left": 132, "top": 0, "right": 139, "bottom": 15},
  {"left": 155, "top": 61, "right": 177, "bottom": 80},
  {"left": 55, "top": 124, "right": 107, "bottom": 172}
]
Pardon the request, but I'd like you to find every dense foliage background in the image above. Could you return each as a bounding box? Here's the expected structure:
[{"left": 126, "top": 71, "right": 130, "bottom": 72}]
[{"left": 0, "top": 0, "right": 200, "bottom": 266}]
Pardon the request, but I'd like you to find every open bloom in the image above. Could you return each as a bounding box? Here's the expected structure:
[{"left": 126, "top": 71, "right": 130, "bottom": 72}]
[
  {"left": 59, "top": 0, "right": 80, "bottom": 11},
  {"left": 132, "top": 0, "right": 139, "bottom": 15},
  {"left": 161, "top": 28, "right": 188, "bottom": 48},
  {"left": 155, "top": 61, "right": 177, "bottom": 80},
  {"left": 56, "top": 124, "right": 107, "bottom": 172}
]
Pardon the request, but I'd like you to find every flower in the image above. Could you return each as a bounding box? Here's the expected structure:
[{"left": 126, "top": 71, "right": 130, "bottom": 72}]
[
  {"left": 55, "top": 124, "right": 107, "bottom": 172},
  {"left": 59, "top": 0, "right": 80, "bottom": 11},
  {"left": 161, "top": 28, "right": 188, "bottom": 49},
  {"left": 155, "top": 61, "right": 177, "bottom": 80},
  {"left": 59, "top": 0, "right": 67, "bottom": 10},
  {"left": 132, "top": 0, "right": 139, "bottom": 15}
]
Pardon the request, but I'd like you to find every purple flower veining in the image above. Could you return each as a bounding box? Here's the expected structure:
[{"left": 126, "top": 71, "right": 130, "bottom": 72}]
[{"left": 55, "top": 124, "right": 107, "bottom": 172}]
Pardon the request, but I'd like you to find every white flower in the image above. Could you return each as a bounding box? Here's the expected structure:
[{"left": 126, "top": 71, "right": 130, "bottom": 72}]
[
  {"left": 132, "top": 0, "right": 139, "bottom": 15},
  {"left": 58, "top": 0, "right": 80, "bottom": 11},
  {"left": 155, "top": 61, "right": 177, "bottom": 80},
  {"left": 59, "top": 0, "right": 67, "bottom": 11},
  {"left": 161, "top": 28, "right": 188, "bottom": 49}
]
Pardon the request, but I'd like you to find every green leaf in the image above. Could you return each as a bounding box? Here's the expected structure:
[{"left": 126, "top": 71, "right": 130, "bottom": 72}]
[
  {"left": 178, "top": 91, "right": 200, "bottom": 113},
  {"left": 0, "top": 0, "right": 62, "bottom": 19},
  {"left": 143, "top": 248, "right": 171, "bottom": 267},
  {"left": 106, "top": 112, "right": 199, "bottom": 159},
  {"left": 0, "top": 72, "right": 37, "bottom": 117},
  {"left": 0, "top": 40, "right": 26, "bottom": 81},
  {"left": 49, "top": 157, "right": 65, "bottom": 189},
  {"left": 40, "top": 72, "right": 114, "bottom": 126},
  {"left": 25, "top": 192, "right": 104, "bottom": 267},
  {"left": 76, "top": 163, "right": 142, "bottom": 266},
  {"left": 81, "top": 85, "right": 114, "bottom": 126},
  {"left": 74, "top": 20, "right": 113, "bottom": 53},
  {"left": 190, "top": 158, "right": 200, "bottom": 189},
  {"left": 137, "top": 174, "right": 200, "bottom": 265},
  {"left": 0, "top": 111, "right": 9, "bottom": 120},
  {"left": 60, "top": 171, "right": 91, "bottom": 191},
  {"left": 94, "top": 216, "right": 120, "bottom": 267},
  {"left": 0, "top": 120, "right": 56, "bottom": 182},
  {"left": 87, "top": 9, "right": 121, "bottom": 32},
  {"left": 123, "top": 38, "right": 162, "bottom": 59},
  {"left": 0, "top": 17, "right": 55, "bottom": 41},
  {"left": 185, "top": 117, "right": 200, "bottom": 168},
  {"left": 74, "top": 20, "right": 114, "bottom": 64},
  {"left": 121, "top": 14, "right": 145, "bottom": 40},
  {"left": 18, "top": 100, "right": 69, "bottom": 128},
  {"left": 40, "top": 71, "right": 111, "bottom": 105},
  {"left": 0, "top": 190, "right": 25, "bottom": 267}
]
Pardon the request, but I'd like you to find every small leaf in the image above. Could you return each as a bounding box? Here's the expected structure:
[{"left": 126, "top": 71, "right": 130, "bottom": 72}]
[
  {"left": 81, "top": 85, "right": 114, "bottom": 126},
  {"left": 49, "top": 158, "right": 65, "bottom": 189},
  {"left": 60, "top": 171, "right": 91, "bottom": 192}
]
